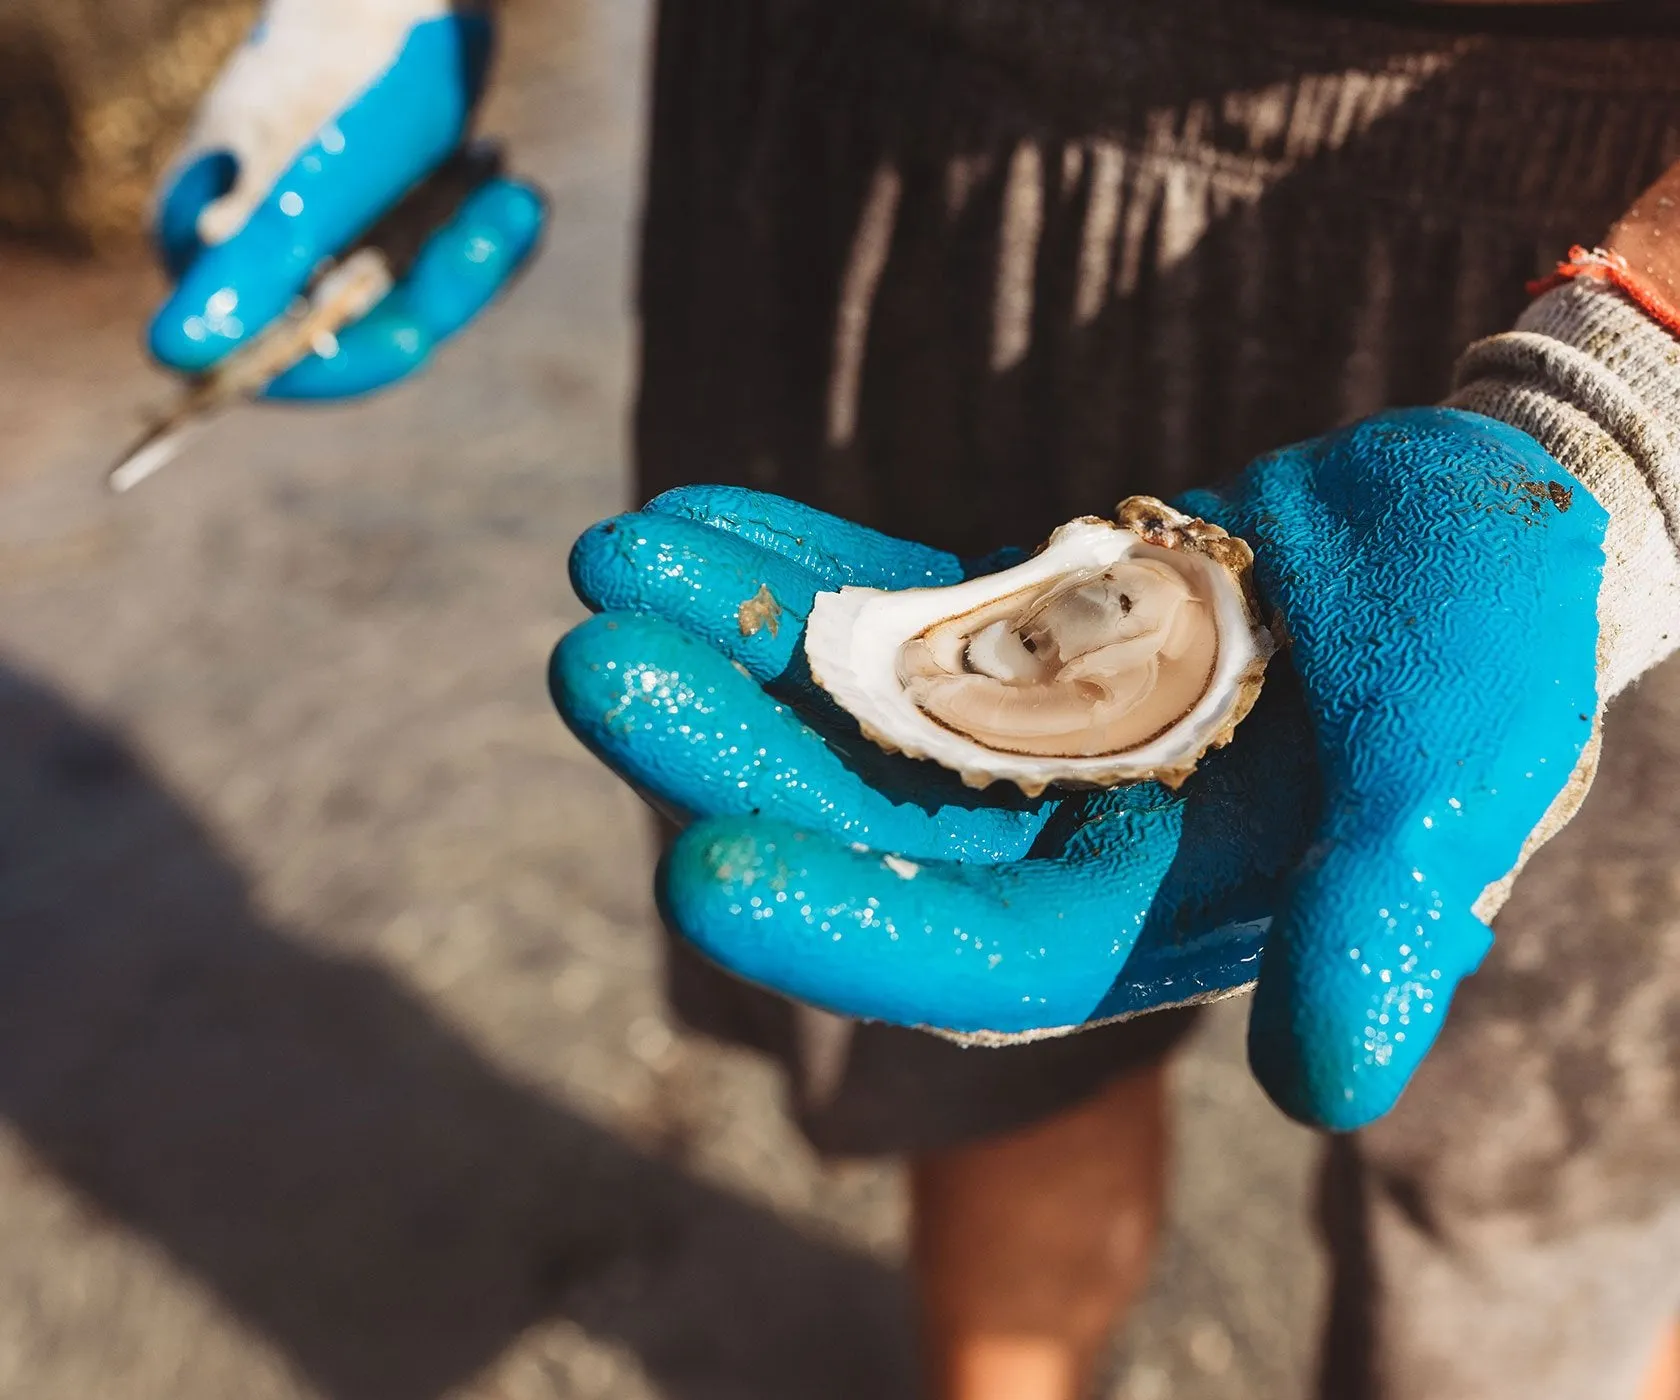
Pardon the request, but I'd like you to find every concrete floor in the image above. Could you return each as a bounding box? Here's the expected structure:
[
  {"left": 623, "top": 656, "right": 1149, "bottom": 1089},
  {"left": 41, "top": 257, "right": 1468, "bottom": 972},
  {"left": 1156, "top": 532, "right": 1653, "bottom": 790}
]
[{"left": 0, "top": 3, "right": 1323, "bottom": 1396}]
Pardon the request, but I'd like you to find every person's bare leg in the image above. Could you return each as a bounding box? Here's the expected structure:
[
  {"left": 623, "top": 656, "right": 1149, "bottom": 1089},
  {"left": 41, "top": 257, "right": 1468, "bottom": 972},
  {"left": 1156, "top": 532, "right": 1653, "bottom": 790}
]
[
  {"left": 910, "top": 1060, "right": 1171, "bottom": 1400},
  {"left": 1639, "top": 1319, "right": 1680, "bottom": 1400}
]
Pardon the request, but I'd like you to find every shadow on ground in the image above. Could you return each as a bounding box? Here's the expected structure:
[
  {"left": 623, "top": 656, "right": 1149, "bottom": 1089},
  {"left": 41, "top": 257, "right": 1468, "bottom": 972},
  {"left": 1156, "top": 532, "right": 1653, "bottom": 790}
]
[{"left": 0, "top": 661, "right": 916, "bottom": 1400}]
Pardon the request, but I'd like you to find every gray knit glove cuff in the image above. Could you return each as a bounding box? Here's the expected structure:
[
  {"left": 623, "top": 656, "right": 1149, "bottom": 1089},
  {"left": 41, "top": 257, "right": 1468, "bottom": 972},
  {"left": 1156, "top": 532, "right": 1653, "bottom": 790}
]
[{"left": 1451, "top": 278, "right": 1680, "bottom": 701}]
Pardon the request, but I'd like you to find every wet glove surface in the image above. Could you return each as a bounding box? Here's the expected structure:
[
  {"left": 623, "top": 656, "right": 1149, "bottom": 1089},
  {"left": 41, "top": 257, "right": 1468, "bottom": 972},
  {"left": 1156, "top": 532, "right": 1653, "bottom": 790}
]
[
  {"left": 148, "top": 0, "right": 543, "bottom": 398},
  {"left": 553, "top": 409, "right": 1605, "bottom": 1128}
]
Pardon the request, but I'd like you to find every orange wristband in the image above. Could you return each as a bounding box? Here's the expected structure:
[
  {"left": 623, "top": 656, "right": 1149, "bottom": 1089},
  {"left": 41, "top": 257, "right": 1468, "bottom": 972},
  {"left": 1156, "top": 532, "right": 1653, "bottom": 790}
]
[{"left": 1529, "top": 245, "right": 1680, "bottom": 341}]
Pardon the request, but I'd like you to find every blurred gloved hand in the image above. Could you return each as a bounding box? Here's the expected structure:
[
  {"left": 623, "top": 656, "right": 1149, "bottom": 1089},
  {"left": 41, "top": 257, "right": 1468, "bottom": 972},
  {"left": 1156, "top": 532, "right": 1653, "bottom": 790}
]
[
  {"left": 148, "top": 0, "right": 544, "bottom": 399},
  {"left": 552, "top": 409, "right": 1606, "bottom": 1129}
]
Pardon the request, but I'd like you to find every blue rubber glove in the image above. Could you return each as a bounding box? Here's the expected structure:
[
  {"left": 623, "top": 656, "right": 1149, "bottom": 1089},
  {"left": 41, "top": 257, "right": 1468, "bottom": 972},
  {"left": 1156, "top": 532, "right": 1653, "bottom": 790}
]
[
  {"left": 553, "top": 409, "right": 1606, "bottom": 1128},
  {"left": 149, "top": 0, "right": 544, "bottom": 398}
]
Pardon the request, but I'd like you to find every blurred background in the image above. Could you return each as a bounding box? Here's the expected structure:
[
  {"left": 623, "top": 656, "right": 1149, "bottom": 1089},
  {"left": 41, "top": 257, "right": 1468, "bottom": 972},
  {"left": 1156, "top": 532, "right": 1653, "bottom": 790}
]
[{"left": 0, "top": 1, "right": 1322, "bottom": 1395}]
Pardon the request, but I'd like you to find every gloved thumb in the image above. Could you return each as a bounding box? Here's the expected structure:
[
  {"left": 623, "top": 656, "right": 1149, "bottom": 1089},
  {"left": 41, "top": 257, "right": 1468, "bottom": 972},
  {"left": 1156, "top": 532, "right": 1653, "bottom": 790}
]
[
  {"left": 1248, "top": 832, "right": 1493, "bottom": 1131},
  {"left": 154, "top": 150, "right": 239, "bottom": 278}
]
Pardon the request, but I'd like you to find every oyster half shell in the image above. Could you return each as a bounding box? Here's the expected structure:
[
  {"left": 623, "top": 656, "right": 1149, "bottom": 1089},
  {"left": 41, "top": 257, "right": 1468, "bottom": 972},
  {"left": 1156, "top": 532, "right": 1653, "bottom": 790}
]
[{"left": 805, "top": 497, "right": 1275, "bottom": 795}]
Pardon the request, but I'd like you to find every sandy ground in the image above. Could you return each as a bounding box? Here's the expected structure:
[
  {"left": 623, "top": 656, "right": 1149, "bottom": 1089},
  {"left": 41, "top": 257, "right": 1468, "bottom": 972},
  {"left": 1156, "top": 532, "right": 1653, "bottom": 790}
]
[{"left": 0, "top": 3, "right": 1323, "bottom": 1396}]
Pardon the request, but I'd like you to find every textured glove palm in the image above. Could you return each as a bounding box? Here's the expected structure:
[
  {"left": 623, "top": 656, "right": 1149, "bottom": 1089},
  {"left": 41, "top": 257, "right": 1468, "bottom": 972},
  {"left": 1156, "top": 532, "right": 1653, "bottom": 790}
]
[{"left": 554, "top": 409, "right": 1605, "bottom": 1129}]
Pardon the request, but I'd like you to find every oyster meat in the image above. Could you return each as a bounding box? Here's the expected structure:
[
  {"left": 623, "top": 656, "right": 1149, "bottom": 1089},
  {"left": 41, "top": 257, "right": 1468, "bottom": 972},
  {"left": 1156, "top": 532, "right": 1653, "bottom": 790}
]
[{"left": 804, "top": 497, "right": 1274, "bottom": 795}]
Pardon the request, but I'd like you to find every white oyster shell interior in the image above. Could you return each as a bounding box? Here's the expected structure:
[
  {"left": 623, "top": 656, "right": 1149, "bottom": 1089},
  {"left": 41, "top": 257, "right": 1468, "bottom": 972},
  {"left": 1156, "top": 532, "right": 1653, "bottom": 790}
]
[{"left": 804, "top": 513, "right": 1273, "bottom": 794}]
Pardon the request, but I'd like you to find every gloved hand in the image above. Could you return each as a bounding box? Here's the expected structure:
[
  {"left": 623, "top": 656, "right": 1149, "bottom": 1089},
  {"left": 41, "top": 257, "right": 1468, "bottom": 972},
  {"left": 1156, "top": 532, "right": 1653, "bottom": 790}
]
[
  {"left": 148, "top": 0, "right": 544, "bottom": 399},
  {"left": 552, "top": 409, "right": 1606, "bottom": 1129}
]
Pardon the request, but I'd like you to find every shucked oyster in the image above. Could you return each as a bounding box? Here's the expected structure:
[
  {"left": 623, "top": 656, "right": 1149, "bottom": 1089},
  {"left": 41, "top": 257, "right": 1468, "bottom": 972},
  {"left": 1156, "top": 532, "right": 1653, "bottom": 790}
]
[{"left": 804, "top": 498, "right": 1275, "bottom": 795}]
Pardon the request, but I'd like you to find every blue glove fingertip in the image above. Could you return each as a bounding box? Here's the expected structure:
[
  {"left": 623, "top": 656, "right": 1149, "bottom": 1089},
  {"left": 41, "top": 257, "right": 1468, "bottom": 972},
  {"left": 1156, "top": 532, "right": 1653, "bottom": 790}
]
[
  {"left": 464, "top": 177, "right": 546, "bottom": 247},
  {"left": 154, "top": 150, "right": 239, "bottom": 279},
  {"left": 1248, "top": 848, "right": 1494, "bottom": 1130},
  {"left": 567, "top": 512, "right": 826, "bottom": 685},
  {"left": 567, "top": 518, "right": 631, "bottom": 614},
  {"left": 549, "top": 611, "right": 674, "bottom": 757},
  {"left": 392, "top": 176, "right": 544, "bottom": 339},
  {"left": 549, "top": 612, "right": 816, "bottom": 826}
]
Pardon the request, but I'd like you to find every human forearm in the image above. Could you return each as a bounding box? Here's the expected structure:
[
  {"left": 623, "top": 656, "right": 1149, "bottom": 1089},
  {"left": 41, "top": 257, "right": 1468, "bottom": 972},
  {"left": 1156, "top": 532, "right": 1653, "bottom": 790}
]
[{"left": 1606, "top": 158, "right": 1680, "bottom": 305}]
